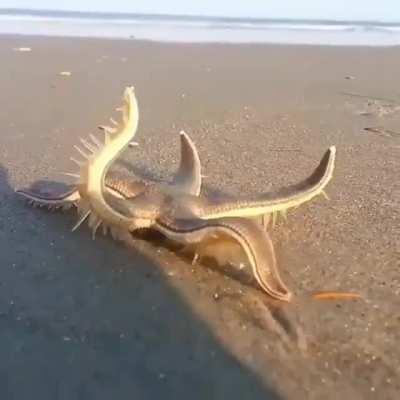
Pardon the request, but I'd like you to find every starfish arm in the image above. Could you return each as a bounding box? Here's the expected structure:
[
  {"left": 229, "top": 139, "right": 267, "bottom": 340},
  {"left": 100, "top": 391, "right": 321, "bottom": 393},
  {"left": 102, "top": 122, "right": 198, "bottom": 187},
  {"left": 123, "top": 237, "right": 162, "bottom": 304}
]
[
  {"left": 15, "top": 185, "right": 79, "bottom": 210},
  {"left": 196, "top": 146, "right": 336, "bottom": 219},
  {"left": 170, "top": 131, "right": 202, "bottom": 196},
  {"left": 101, "top": 171, "right": 148, "bottom": 199},
  {"left": 154, "top": 215, "right": 292, "bottom": 302},
  {"left": 15, "top": 171, "right": 147, "bottom": 210},
  {"left": 76, "top": 86, "right": 140, "bottom": 231}
]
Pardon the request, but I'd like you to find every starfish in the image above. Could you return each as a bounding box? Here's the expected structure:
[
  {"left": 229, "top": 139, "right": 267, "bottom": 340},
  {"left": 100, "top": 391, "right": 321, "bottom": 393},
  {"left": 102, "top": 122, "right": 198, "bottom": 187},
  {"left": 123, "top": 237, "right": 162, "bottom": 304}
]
[
  {"left": 62, "top": 87, "right": 336, "bottom": 302},
  {"left": 17, "top": 112, "right": 276, "bottom": 232}
]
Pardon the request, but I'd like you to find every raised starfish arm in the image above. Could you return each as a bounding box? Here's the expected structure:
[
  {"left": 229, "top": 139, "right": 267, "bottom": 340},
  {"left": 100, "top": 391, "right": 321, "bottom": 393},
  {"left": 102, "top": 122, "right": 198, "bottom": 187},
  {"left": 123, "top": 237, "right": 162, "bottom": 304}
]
[
  {"left": 154, "top": 215, "right": 292, "bottom": 302},
  {"left": 170, "top": 130, "right": 202, "bottom": 196},
  {"left": 72, "top": 86, "right": 142, "bottom": 232},
  {"left": 195, "top": 146, "right": 336, "bottom": 219}
]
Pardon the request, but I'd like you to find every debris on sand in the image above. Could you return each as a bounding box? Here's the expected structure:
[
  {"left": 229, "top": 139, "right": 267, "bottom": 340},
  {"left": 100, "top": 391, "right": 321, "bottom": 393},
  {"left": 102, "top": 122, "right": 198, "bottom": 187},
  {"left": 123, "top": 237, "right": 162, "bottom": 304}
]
[
  {"left": 313, "top": 292, "right": 362, "bottom": 301},
  {"left": 363, "top": 127, "right": 400, "bottom": 139}
]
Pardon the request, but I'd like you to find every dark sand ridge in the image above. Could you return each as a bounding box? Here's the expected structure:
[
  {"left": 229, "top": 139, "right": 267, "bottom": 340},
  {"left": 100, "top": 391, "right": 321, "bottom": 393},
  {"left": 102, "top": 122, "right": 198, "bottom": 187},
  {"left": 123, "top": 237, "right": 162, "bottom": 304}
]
[{"left": 0, "top": 35, "right": 399, "bottom": 399}]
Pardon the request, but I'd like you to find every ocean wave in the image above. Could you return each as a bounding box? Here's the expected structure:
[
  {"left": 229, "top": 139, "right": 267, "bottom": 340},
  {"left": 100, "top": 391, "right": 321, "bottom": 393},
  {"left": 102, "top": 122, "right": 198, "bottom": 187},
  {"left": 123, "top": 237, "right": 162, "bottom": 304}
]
[
  {"left": 1, "top": 12, "right": 399, "bottom": 32},
  {"left": 366, "top": 25, "right": 400, "bottom": 33},
  {"left": 1, "top": 11, "right": 399, "bottom": 46},
  {"left": 205, "top": 22, "right": 357, "bottom": 32}
]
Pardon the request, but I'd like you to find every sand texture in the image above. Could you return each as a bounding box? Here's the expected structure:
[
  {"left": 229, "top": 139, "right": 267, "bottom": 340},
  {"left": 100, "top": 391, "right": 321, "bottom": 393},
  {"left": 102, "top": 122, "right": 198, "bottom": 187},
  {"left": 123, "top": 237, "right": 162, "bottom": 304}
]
[{"left": 0, "top": 36, "right": 399, "bottom": 399}]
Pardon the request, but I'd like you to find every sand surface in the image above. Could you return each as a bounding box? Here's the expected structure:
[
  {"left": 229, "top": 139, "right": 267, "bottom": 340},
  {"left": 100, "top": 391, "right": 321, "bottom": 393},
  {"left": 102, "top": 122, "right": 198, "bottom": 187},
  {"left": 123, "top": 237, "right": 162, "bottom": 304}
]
[{"left": 0, "top": 36, "right": 399, "bottom": 399}]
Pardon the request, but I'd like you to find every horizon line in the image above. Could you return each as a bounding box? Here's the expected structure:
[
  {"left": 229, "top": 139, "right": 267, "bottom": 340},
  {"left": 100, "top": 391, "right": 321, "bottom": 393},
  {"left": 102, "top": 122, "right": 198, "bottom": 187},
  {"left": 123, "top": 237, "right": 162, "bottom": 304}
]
[{"left": 0, "top": 7, "right": 399, "bottom": 25}]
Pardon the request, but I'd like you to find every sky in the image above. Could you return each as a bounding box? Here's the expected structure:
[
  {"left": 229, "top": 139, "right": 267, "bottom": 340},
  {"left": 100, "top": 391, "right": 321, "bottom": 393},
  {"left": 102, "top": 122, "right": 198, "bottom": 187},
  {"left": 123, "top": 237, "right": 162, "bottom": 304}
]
[{"left": 1, "top": 0, "right": 399, "bottom": 22}]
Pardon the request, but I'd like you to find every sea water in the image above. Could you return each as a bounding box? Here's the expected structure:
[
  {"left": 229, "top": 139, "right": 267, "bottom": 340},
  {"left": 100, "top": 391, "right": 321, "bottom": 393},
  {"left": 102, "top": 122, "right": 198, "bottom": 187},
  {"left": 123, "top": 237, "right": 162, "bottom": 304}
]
[{"left": 0, "top": 9, "right": 399, "bottom": 46}]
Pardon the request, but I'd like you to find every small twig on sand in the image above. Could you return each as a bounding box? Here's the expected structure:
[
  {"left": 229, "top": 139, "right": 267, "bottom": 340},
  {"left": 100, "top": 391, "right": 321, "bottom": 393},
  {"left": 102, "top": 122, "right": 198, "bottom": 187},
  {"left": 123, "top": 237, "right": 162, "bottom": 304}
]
[{"left": 364, "top": 127, "right": 400, "bottom": 138}]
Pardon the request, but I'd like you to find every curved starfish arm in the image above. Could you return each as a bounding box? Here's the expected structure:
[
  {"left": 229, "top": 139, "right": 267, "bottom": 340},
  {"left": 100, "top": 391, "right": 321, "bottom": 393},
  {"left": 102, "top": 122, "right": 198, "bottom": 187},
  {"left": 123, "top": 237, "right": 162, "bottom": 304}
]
[
  {"left": 170, "top": 131, "right": 202, "bottom": 196},
  {"left": 154, "top": 215, "right": 292, "bottom": 302},
  {"left": 15, "top": 171, "right": 147, "bottom": 210},
  {"left": 15, "top": 185, "right": 79, "bottom": 210},
  {"left": 73, "top": 86, "right": 141, "bottom": 232},
  {"left": 196, "top": 146, "right": 336, "bottom": 219},
  {"left": 70, "top": 88, "right": 203, "bottom": 234}
]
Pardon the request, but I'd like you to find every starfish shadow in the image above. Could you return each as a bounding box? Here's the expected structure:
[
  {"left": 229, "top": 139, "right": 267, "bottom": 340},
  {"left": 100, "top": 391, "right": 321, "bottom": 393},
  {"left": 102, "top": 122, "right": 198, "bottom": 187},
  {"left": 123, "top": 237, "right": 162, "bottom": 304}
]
[{"left": 0, "top": 163, "right": 280, "bottom": 400}]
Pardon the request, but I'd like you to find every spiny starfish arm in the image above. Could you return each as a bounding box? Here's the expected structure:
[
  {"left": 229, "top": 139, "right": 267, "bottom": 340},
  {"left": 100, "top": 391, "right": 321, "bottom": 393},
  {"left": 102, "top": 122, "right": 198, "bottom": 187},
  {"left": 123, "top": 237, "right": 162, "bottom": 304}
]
[{"left": 196, "top": 146, "right": 336, "bottom": 219}]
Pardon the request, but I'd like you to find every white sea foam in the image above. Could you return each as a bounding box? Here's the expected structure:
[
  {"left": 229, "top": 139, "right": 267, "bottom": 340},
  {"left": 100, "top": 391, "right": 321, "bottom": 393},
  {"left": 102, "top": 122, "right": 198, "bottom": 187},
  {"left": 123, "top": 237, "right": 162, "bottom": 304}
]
[{"left": 0, "top": 11, "right": 399, "bottom": 46}]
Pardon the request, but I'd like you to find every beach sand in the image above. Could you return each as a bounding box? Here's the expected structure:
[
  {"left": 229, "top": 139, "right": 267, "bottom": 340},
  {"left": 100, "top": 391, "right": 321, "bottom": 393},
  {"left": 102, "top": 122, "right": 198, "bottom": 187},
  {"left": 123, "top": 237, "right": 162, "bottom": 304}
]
[{"left": 0, "top": 35, "right": 399, "bottom": 399}]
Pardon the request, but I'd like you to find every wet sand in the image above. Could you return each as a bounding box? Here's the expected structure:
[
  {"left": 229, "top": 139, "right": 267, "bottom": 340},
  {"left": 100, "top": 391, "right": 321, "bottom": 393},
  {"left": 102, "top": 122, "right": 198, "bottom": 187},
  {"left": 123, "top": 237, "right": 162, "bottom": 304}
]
[{"left": 0, "top": 35, "right": 399, "bottom": 399}]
